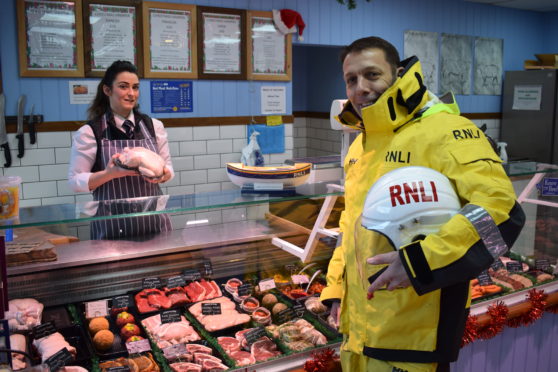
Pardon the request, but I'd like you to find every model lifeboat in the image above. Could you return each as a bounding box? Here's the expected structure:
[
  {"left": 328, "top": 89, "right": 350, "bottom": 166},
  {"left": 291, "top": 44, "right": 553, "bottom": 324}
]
[{"left": 226, "top": 162, "right": 312, "bottom": 187}]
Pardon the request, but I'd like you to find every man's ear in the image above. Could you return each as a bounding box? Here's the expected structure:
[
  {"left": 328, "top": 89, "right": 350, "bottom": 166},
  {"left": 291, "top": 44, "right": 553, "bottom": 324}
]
[{"left": 396, "top": 66, "right": 404, "bottom": 77}]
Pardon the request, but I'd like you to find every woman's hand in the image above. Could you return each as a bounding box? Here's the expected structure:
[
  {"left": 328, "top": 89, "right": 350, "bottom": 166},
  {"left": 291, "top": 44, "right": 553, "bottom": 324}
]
[
  {"left": 88, "top": 154, "right": 137, "bottom": 191},
  {"left": 144, "top": 166, "right": 172, "bottom": 184}
]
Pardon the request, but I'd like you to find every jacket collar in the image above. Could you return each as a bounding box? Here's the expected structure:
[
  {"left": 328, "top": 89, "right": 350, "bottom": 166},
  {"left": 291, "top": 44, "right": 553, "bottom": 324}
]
[{"left": 336, "top": 56, "right": 430, "bottom": 134}]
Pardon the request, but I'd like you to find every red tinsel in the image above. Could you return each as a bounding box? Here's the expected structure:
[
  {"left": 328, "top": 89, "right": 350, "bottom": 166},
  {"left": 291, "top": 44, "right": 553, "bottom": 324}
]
[
  {"left": 304, "top": 348, "right": 339, "bottom": 372},
  {"left": 461, "top": 314, "right": 478, "bottom": 347},
  {"left": 506, "top": 288, "right": 547, "bottom": 328},
  {"left": 476, "top": 301, "right": 508, "bottom": 340}
]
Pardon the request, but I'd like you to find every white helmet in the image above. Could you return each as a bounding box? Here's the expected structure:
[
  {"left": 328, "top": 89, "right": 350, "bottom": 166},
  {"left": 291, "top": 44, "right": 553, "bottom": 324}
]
[{"left": 361, "top": 166, "right": 461, "bottom": 248}]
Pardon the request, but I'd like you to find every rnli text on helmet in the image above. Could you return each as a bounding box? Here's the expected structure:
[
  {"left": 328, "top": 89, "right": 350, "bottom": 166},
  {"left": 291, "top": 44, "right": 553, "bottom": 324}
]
[{"left": 389, "top": 181, "right": 439, "bottom": 207}]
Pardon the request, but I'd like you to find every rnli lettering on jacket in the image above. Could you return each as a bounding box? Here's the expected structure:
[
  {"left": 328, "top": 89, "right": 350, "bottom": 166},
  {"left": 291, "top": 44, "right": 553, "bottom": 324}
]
[{"left": 320, "top": 56, "right": 525, "bottom": 366}]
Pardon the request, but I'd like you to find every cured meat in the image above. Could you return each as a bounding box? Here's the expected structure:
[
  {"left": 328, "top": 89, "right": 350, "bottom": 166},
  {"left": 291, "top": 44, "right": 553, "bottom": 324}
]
[
  {"left": 146, "top": 289, "right": 172, "bottom": 309},
  {"left": 185, "top": 344, "right": 212, "bottom": 354},
  {"left": 229, "top": 350, "right": 255, "bottom": 366},
  {"left": 251, "top": 338, "right": 282, "bottom": 362},
  {"left": 217, "top": 337, "right": 241, "bottom": 354},
  {"left": 166, "top": 287, "right": 190, "bottom": 307},
  {"left": 33, "top": 332, "right": 76, "bottom": 362},
  {"left": 115, "top": 147, "right": 165, "bottom": 178},
  {"left": 185, "top": 282, "right": 206, "bottom": 302},
  {"left": 169, "top": 362, "right": 202, "bottom": 372}
]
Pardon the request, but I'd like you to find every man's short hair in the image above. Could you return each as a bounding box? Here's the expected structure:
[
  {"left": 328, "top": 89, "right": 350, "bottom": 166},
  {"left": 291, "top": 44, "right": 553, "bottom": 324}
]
[{"left": 340, "top": 36, "right": 400, "bottom": 73}]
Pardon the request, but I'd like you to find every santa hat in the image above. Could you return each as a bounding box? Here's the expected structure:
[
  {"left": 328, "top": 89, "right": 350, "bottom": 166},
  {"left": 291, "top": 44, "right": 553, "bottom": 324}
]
[{"left": 272, "top": 9, "right": 305, "bottom": 41}]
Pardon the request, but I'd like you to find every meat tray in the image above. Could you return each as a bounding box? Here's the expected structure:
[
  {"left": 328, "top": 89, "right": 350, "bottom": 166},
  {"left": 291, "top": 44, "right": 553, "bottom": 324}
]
[
  {"left": 184, "top": 297, "right": 251, "bottom": 337},
  {"left": 42, "top": 305, "right": 73, "bottom": 329},
  {"left": 29, "top": 324, "right": 93, "bottom": 370}
]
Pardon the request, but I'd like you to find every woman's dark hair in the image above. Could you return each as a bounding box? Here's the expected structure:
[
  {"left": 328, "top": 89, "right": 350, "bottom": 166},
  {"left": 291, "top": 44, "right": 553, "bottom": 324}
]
[
  {"left": 87, "top": 60, "right": 139, "bottom": 121},
  {"left": 340, "top": 36, "right": 400, "bottom": 75}
]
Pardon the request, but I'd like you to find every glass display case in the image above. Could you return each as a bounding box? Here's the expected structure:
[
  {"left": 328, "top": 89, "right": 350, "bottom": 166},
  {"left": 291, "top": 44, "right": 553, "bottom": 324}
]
[{"left": 2, "top": 164, "right": 558, "bottom": 371}]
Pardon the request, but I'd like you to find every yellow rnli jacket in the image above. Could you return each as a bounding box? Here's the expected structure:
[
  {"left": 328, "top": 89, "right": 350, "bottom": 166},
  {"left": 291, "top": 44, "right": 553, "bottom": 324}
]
[{"left": 320, "top": 56, "right": 525, "bottom": 363}]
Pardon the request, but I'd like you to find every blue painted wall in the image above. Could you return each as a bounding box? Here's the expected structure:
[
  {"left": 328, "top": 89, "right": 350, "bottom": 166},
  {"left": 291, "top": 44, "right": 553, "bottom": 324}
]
[
  {"left": 0, "top": 0, "right": 554, "bottom": 119},
  {"left": 542, "top": 12, "right": 558, "bottom": 53}
]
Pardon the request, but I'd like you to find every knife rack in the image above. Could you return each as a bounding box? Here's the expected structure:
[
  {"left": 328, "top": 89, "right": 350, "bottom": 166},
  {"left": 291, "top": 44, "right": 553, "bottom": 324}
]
[{"left": 3, "top": 114, "right": 43, "bottom": 130}]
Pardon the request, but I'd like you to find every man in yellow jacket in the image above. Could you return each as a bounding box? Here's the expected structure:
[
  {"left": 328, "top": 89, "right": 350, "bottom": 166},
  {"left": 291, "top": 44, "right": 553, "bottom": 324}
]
[{"left": 320, "top": 36, "right": 525, "bottom": 372}]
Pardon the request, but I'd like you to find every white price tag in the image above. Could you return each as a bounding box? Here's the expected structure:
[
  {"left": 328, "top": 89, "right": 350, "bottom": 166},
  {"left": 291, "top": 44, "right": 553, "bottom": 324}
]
[
  {"left": 291, "top": 274, "right": 309, "bottom": 284},
  {"left": 85, "top": 300, "right": 108, "bottom": 318},
  {"left": 126, "top": 339, "right": 151, "bottom": 354},
  {"left": 254, "top": 182, "right": 283, "bottom": 190},
  {"left": 258, "top": 278, "right": 276, "bottom": 291}
]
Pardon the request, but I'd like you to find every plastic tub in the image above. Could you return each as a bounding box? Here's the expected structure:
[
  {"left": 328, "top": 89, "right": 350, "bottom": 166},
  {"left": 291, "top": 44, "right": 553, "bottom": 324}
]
[{"left": 0, "top": 176, "right": 21, "bottom": 221}]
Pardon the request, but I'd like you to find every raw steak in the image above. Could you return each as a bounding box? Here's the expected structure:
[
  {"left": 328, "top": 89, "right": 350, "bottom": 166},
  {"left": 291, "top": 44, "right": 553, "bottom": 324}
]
[
  {"left": 185, "top": 282, "right": 206, "bottom": 302},
  {"left": 201, "top": 359, "right": 228, "bottom": 370},
  {"left": 185, "top": 344, "right": 212, "bottom": 354},
  {"left": 229, "top": 350, "right": 255, "bottom": 366},
  {"left": 217, "top": 337, "right": 241, "bottom": 354},
  {"left": 251, "top": 338, "right": 282, "bottom": 362},
  {"left": 166, "top": 287, "right": 190, "bottom": 306},
  {"left": 169, "top": 362, "right": 202, "bottom": 372},
  {"left": 146, "top": 288, "right": 172, "bottom": 309}
]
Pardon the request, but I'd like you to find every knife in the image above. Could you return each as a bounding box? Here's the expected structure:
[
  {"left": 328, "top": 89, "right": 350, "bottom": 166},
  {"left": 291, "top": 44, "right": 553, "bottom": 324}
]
[
  {"left": 28, "top": 103, "right": 37, "bottom": 144},
  {"left": 16, "top": 94, "right": 26, "bottom": 158},
  {"left": 0, "top": 93, "right": 10, "bottom": 167}
]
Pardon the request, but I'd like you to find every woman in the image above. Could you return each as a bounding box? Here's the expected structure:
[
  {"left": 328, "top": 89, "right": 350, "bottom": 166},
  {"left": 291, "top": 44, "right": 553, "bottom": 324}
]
[{"left": 68, "top": 60, "right": 173, "bottom": 239}]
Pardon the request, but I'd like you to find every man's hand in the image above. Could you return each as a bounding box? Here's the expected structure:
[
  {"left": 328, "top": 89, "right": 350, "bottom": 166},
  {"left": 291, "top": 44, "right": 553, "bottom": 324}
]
[
  {"left": 329, "top": 301, "right": 340, "bottom": 329},
  {"left": 366, "top": 251, "right": 411, "bottom": 298}
]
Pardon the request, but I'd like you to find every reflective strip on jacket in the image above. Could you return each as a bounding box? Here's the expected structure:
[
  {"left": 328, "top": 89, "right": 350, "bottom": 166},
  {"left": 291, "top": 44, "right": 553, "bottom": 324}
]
[{"left": 320, "top": 56, "right": 525, "bottom": 363}]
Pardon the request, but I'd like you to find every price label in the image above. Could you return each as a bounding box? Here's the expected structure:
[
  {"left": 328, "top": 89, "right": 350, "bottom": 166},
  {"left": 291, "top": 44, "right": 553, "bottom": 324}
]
[
  {"left": 202, "top": 303, "right": 222, "bottom": 315},
  {"left": 106, "top": 367, "right": 131, "bottom": 372},
  {"left": 32, "top": 321, "right": 57, "bottom": 340},
  {"left": 506, "top": 261, "right": 522, "bottom": 273},
  {"left": 244, "top": 327, "right": 267, "bottom": 346},
  {"left": 203, "top": 261, "right": 213, "bottom": 277},
  {"left": 292, "top": 303, "right": 306, "bottom": 317},
  {"left": 535, "top": 259, "right": 551, "bottom": 272},
  {"left": 167, "top": 275, "right": 186, "bottom": 289},
  {"left": 285, "top": 264, "right": 296, "bottom": 273},
  {"left": 183, "top": 269, "right": 202, "bottom": 282},
  {"left": 491, "top": 258, "right": 505, "bottom": 271},
  {"left": 142, "top": 277, "right": 162, "bottom": 289},
  {"left": 238, "top": 284, "right": 252, "bottom": 297},
  {"left": 112, "top": 295, "right": 132, "bottom": 309},
  {"left": 163, "top": 343, "right": 187, "bottom": 359},
  {"left": 258, "top": 278, "right": 276, "bottom": 292},
  {"left": 477, "top": 271, "right": 493, "bottom": 286},
  {"left": 160, "top": 309, "right": 182, "bottom": 324},
  {"left": 86, "top": 299, "right": 109, "bottom": 318},
  {"left": 45, "top": 348, "right": 73, "bottom": 371},
  {"left": 276, "top": 307, "right": 296, "bottom": 324},
  {"left": 291, "top": 274, "right": 309, "bottom": 284},
  {"left": 126, "top": 338, "right": 151, "bottom": 354}
]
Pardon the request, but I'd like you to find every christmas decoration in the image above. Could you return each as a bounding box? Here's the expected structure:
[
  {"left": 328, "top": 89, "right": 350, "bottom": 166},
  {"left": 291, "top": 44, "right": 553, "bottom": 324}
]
[
  {"left": 506, "top": 289, "right": 547, "bottom": 328},
  {"left": 272, "top": 9, "right": 305, "bottom": 41},
  {"left": 461, "top": 315, "right": 478, "bottom": 347},
  {"left": 304, "top": 348, "right": 340, "bottom": 372},
  {"left": 476, "top": 301, "right": 508, "bottom": 340}
]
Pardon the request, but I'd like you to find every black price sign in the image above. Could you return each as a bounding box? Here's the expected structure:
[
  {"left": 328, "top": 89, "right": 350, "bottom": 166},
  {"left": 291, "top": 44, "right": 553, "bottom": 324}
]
[
  {"left": 202, "top": 303, "right": 222, "bottom": 315},
  {"left": 112, "top": 295, "right": 132, "bottom": 309},
  {"left": 45, "top": 348, "right": 73, "bottom": 371},
  {"left": 142, "top": 277, "right": 162, "bottom": 289},
  {"left": 535, "top": 259, "right": 551, "bottom": 272},
  {"left": 167, "top": 275, "right": 186, "bottom": 289},
  {"left": 32, "top": 321, "right": 56, "bottom": 340},
  {"left": 244, "top": 327, "right": 267, "bottom": 346},
  {"left": 183, "top": 269, "right": 202, "bottom": 282},
  {"left": 202, "top": 261, "right": 213, "bottom": 277},
  {"left": 238, "top": 283, "right": 252, "bottom": 297},
  {"left": 491, "top": 258, "right": 505, "bottom": 271},
  {"left": 106, "top": 367, "right": 131, "bottom": 372},
  {"left": 506, "top": 261, "right": 522, "bottom": 273},
  {"left": 276, "top": 307, "right": 296, "bottom": 324},
  {"left": 293, "top": 303, "right": 305, "bottom": 317},
  {"left": 477, "top": 271, "right": 493, "bottom": 286},
  {"left": 160, "top": 309, "right": 182, "bottom": 324}
]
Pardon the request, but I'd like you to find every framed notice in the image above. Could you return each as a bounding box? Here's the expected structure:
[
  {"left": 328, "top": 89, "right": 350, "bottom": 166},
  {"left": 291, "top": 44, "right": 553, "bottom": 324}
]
[
  {"left": 197, "top": 6, "right": 246, "bottom": 80},
  {"left": 142, "top": 1, "right": 197, "bottom": 79},
  {"left": 84, "top": 0, "right": 143, "bottom": 77},
  {"left": 247, "top": 11, "right": 291, "bottom": 81},
  {"left": 17, "top": 0, "right": 85, "bottom": 77}
]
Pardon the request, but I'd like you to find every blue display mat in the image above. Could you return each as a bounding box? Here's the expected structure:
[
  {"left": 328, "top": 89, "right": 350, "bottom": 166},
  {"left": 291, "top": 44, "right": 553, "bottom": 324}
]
[{"left": 247, "top": 124, "right": 285, "bottom": 154}]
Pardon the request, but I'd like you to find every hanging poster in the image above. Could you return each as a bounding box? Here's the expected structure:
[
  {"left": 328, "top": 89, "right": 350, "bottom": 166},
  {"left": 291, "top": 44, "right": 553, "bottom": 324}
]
[
  {"left": 404, "top": 30, "right": 439, "bottom": 93},
  {"left": 150, "top": 80, "right": 193, "bottom": 113},
  {"left": 17, "top": 0, "right": 85, "bottom": 77},
  {"left": 440, "top": 34, "right": 472, "bottom": 95},
  {"left": 474, "top": 37, "right": 503, "bottom": 95},
  {"left": 89, "top": 4, "right": 136, "bottom": 72}
]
